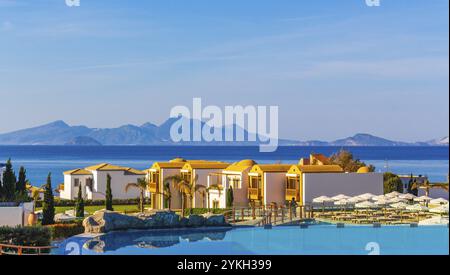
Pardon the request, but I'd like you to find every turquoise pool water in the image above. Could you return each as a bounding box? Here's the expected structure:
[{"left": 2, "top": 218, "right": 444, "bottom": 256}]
[{"left": 54, "top": 225, "right": 449, "bottom": 255}]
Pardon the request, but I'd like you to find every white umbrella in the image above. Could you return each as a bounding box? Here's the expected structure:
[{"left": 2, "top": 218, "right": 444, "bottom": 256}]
[
  {"left": 414, "top": 196, "right": 433, "bottom": 203},
  {"left": 358, "top": 193, "right": 376, "bottom": 200},
  {"left": 406, "top": 204, "right": 429, "bottom": 212},
  {"left": 355, "top": 201, "right": 378, "bottom": 209},
  {"left": 375, "top": 199, "right": 390, "bottom": 206},
  {"left": 313, "top": 196, "right": 333, "bottom": 212},
  {"left": 399, "top": 193, "right": 416, "bottom": 200},
  {"left": 390, "top": 202, "right": 409, "bottom": 209},
  {"left": 430, "top": 198, "right": 448, "bottom": 205},
  {"left": 331, "top": 194, "right": 351, "bottom": 201},
  {"left": 388, "top": 197, "right": 406, "bottom": 203},
  {"left": 372, "top": 195, "right": 388, "bottom": 201},
  {"left": 429, "top": 204, "right": 449, "bottom": 214},
  {"left": 334, "top": 199, "right": 349, "bottom": 206},
  {"left": 313, "top": 196, "right": 333, "bottom": 203},
  {"left": 334, "top": 199, "right": 351, "bottom": 211},
  {"left": 385, "top": 191, "right": 402, "bottom": 198},
  {"left": 348, "top": 196, "right": 364, "bottom": 203}
]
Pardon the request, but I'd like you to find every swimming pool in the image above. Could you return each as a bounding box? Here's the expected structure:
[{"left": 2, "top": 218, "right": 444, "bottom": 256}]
[{"left": 54, "top": 225, "right": 449, "bottom": 255}]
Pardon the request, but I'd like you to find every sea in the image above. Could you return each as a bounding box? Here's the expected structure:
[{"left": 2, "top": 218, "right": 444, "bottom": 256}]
[{"left": 0, "top": 146, "right": 448, "bottom": 187}]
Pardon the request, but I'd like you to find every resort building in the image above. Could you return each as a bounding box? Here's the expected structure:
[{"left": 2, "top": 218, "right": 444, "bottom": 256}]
[
  {"left": 207, "top": 159, "right": 257, "bottom": 209},
  {"left": 145, "top": 158, "right": 189, "bottom": 210},
  {"left": 286, "top": 165, "right": 383, "bottom": 205},
  {"left": 60, "top": 163, "right": 146, "bottom": 200},
  {"left": 299, "top": 154, "right": 331, "bottom": 165},
  {"left": 180, "top": 160, "right": 230, "bottom": 209},
  {"left": 248, "top": 164, "right": 294, "bottom": 207}
]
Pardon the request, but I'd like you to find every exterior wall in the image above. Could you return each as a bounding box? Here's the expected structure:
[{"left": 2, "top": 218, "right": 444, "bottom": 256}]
[
  {"left": 60, "top": 174, "right": 92, "bottom": 200},
  {"left": 61, "top": 171, "right": 144, "bottom": 200},
  {"left": 263, "top": 172, "right": 286, "bottom": 206},
  {"left": 192, "top": 169, "right": 223, "bottom": 208},
  {"left": 228, "top": 172, "right": 249, "bottom": 208},
  {"left": 418, "top": 188, "right": 449, "bottom": 199},
  {"left": 95, "top": 171, "right": 143, "bottom": 200},
  {"left": 0, "top": 207, "right": 24, "bottom": 227},
  {"left": 208, "top": 175, "right": 227, "bottom": 209},
  {"left": 303, "top": 173, "right": 383, "bottom": 204}
]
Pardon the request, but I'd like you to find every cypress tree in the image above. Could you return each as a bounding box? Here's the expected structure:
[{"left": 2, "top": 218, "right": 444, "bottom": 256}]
[
  {"left": 75, "top": 185, "right": 85, "bottom": 218},
  {"left": 16, "top": 166, "right": 27, "bottom": 195},
  {"left": 42, "top": 173, "right": 55, "bottom": 225},
  {"left": 226, "top": 185, "right": 234, "bottom": 208},
  {"left": 105, "top": 174, "right": 114, "bottom": 211},
  {"left": 2, "top": 159, "right": 17, "bottom": 201}
]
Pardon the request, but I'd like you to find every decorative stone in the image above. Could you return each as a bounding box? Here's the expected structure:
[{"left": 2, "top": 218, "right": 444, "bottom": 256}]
[{"left": 187, "top": 214, "right": 206, "bottom": 227}]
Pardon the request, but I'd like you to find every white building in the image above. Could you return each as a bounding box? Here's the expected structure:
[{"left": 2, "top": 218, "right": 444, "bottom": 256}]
[
  {"left": 207, "top": 159, "right": 257, "bottom": 209},
  {"left": 60, "top": 163, "right": 146, "bottom": 200},
  {"left": 287, "top": 165, "right": 383, "bottom": 205}
]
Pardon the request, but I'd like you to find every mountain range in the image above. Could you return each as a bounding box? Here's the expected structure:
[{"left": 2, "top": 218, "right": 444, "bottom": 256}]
[{"left": 0, "top": 120, "right": 447, "bottom": 146}]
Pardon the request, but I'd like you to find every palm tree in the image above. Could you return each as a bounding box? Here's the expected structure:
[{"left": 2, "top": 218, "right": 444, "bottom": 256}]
[
  {"left": 164, "top": 175, "right": 188, "bottom": 217},
  {"left": 195, "top": 184, "right": 207, "bottom": 208},
  {"left": 157, "top": 181, "right": 172, "bottom": 210},
  {"left": 125, "top": 178, "right": 148, "bottom": 213},
  {"left": 206, "top": 184, "right": 223, "bottom": 211}
]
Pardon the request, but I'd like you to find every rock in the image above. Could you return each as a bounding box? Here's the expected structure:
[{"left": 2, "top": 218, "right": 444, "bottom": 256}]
[
  {"left": 203, "top": 214, "right": 228, "bottom": 226},
  {"left": 152, "top": 211, "right": 181, "bottom": 228},
  {"left": 83, "top": 210, "right": 145, "bottom": 233},
  {"left": 55, "top": 213, "right": 76, "bottom": 222},
  {"left": 82, "top": 210, "right": 229, "bottom": 233},
  {"left": 179, "top": 217, "right": 189, "bottom": 227},
  {"left": 187, "top": 214, "right": 206, "bottom": 227}
]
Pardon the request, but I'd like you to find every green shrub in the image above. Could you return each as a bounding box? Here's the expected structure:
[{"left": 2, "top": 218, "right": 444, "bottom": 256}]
[
  {"left": 184, "top": 208, "right": 231, "bottom": 217},
  {"left": 46, "top": 223, "right": 84, "bottom": 240},
  {"left": 35, "top": 198, "right": 149, "bottom": 208},
  {"left": 0, "top": 226, "right": 51, "bottom": 254}
]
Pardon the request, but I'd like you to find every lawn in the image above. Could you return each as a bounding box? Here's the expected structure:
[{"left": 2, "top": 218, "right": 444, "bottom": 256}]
[{"left": 36, "top": 204, "right": 151, "bottom": 215}]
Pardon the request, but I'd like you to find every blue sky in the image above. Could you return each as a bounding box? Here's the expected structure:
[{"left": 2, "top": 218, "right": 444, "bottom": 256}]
[{"left": 0, "top": 0, "right": 448, "bottom": 142}]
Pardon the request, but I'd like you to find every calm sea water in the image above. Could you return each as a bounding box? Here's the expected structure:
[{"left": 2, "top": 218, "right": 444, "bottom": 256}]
[{"left": 0, "top": 146, "right": 448, "bottom": 187}]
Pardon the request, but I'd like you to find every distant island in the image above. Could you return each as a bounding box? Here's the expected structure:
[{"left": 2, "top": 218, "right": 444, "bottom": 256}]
[{"left": 0, "top": 120, "right": 447, "bottom": 146}]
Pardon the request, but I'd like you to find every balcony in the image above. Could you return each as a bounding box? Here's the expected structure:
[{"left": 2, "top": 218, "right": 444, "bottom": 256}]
[
  {"left": 248, "top": 188, "right": 261, "bottom": 200},
  {"left": 148, "top": 182, "right": 158, "bottom": 193},
  {"left": 285, "top": 189, "right": 299, "bottom": 201}
]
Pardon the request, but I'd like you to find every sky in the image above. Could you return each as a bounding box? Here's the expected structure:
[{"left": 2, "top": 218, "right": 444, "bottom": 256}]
[{"left": 0, "top": 0, "right": 448, "bottom": 142}]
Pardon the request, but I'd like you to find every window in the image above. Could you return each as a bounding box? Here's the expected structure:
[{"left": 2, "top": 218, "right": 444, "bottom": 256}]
[
  {"left": 249, "top": 176, "right": 261, "bottom": 189},
  {"left": 286, "top": 178, "right": 297, "bottom": 190},
  {"left": 86, "top": 178, "right": 93, "bottom": 191},
  {"left": 181, "top": 172, "right": 191, "bottom": 183},
  {"left": 228, "top": 177, "right": 241, "bottom": 189},
  {"left": 74, "top": 178, "right": 80, "bottom": 187},
  {"left": 151, "top": 172, "right": 160, "bottom": 184}
]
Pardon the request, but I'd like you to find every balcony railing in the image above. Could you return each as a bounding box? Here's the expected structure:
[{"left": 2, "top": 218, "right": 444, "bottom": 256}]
[
  {"left": 248, "top": 188, "right": 261, "bottom": 200},
  {"left": 285, "top": 189, "right": 299, "bottom": 201}
]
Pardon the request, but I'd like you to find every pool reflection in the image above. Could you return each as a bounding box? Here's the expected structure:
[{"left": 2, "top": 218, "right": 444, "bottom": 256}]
[{"left": 84, "top": 228, "right": 231, "bottom": 253}]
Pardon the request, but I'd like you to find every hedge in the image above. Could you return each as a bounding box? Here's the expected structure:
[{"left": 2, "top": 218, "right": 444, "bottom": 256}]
[
  {"left": 35, "top": 198, "right": 150, "bottom": 208},
  {"left": 46, "top": 223, "right": 85, "bottom": 240},
  {"left": 184, "top": 208, "right": 231, "bottom": 217},
  {"left": 0, "top": 226, "right": 52, "bottom": 254}
]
